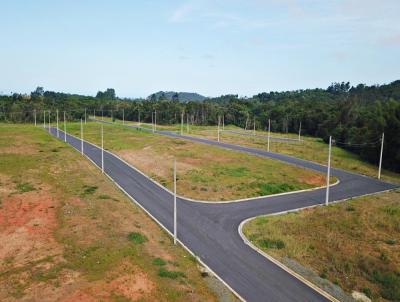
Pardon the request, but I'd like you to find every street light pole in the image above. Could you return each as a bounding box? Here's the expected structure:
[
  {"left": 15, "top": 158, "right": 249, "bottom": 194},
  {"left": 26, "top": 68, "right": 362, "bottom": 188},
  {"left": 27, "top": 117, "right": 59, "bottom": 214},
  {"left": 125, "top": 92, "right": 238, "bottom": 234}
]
[
  {"left": 64, "top": 111, "right": 66, "bottom": 142},
  {"left": 325, "top": 136, "right": 332, "bottom": 206},
  {"left": 48, "top": 111, "right": 51, "bottom": 133},
  {"left": 101, "top": 124, "right": 104, "bottom": 173},
  {"left": 34, "top": 110, "right": 37, "bottom": 126},
  {"left": 174, "top": 158, "right": 177, "bottom": 245},
  {"left": 80, "top": 118, "right": 83, "bottom": 155},
  {"left": 298, "top": 121, "right": 301, "bottom": 141},
  {"left": 181, "top": 112, "right": 183, "bottom": 135},
  {"left": 267, "top": 118, "right": 271, "bottom": 152},
  {"left": 378, "top": 132, "right": 384, "bottom": 179},
  {"left": 56, "top": 110, "right": 59, "bottom": 138},
  {"left": 122, "top": 109, "right": 125, "bottom": 125},
  {"left": 43, "top": 110, "right": 46, "bottom": 128}
]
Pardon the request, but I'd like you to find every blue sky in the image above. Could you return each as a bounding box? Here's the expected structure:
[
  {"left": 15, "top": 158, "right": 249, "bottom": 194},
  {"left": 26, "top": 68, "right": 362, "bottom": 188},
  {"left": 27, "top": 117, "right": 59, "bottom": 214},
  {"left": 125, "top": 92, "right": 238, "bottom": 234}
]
[{"left": 1, "top": 0, "right": 399, "bottom": 98}]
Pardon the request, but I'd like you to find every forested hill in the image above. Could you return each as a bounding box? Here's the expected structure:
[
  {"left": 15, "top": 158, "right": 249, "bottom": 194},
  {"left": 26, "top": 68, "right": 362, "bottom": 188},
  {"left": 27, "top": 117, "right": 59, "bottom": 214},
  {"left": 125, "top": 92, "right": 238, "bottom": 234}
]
[
  {"left": 1, "top": 81, "right": 399, "bottom": 172},
  {"left": 148, "top": 91, "right": 207, "bottom": 102}
]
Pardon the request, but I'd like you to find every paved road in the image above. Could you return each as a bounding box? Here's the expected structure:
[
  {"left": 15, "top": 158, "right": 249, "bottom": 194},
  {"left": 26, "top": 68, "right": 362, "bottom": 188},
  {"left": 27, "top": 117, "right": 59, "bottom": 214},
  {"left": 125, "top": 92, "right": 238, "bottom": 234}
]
[
  {"left": 48, "top": 126, "right": 397, "bottom": 302},
  {"left": 222, "top": 129, "right": 300, "bottom": 142}
]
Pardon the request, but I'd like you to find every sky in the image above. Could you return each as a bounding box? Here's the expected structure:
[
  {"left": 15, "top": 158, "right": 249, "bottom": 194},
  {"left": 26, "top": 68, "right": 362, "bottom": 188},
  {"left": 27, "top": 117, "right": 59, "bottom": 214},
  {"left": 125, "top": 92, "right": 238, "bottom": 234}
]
[{"left": 0, "top": 0, "right": 399, "bottom": 98}]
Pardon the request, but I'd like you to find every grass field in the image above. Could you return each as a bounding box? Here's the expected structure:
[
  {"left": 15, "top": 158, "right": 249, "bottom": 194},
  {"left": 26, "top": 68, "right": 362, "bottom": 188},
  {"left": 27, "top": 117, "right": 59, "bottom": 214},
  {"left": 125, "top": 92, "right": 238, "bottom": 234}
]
[
  {"left": 93, "top": 117, "right": 400, "bottom": 184},
  {"left": 243, "top": 190, "right": 400, "bottom": 301},
  {"left": 0, "top": 124, "right": 237, "bottom": 301},
  {"left": 63, "top": 121, "right": 329, "bottom": 201}
]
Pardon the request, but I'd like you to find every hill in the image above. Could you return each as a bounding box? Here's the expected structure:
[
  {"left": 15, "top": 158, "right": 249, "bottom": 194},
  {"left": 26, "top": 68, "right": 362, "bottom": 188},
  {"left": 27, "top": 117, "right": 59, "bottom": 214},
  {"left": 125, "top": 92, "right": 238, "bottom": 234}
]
[{"left": 148, "top": 91, "right": 207, "bottom": 102}]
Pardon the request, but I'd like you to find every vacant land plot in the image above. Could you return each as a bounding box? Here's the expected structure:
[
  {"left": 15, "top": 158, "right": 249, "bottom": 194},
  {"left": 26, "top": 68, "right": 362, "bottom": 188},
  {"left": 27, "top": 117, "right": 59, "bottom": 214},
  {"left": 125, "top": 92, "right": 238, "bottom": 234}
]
[
  {"left": 64, "top": 121, "right": 329, "bottom": 201},
  {"left": 0, "top": 124, "right": 230, "bottom": 302},
  {"left": 243, "top": 190, "right": 400, "bottom": 301},
  {"left": 193, "top": 128, "right": 400, "bottom": 184}
]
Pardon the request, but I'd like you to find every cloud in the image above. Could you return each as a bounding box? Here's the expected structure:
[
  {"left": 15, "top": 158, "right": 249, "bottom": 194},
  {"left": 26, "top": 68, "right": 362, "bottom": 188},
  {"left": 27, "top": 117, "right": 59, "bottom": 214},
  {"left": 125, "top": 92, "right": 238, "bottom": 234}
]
[{"left": 168, "top": 3, "right": 195, "bottom": 23}]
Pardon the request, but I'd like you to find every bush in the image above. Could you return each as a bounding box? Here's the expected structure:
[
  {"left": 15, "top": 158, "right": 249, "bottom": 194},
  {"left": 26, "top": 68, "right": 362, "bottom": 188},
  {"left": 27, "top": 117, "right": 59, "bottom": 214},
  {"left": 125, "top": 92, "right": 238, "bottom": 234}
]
[
  {"left": 158, "top": 267, "right": 185, "bottom": 279},
  {"left": 258, "top": 238, "right": 285, "bottom": 249},
  {"left": 127, "top": 232, "right": 147, "bottom": 244},
  {"left": 152, "top": 257, "right": 166, "bottom": 266}
]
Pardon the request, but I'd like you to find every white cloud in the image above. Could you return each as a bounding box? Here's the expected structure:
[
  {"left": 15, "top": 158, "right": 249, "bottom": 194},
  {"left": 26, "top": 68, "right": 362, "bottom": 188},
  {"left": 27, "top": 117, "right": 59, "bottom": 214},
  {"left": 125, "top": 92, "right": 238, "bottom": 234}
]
[{"left": 168, "top": 3, "right": 195, "bottom": 23}]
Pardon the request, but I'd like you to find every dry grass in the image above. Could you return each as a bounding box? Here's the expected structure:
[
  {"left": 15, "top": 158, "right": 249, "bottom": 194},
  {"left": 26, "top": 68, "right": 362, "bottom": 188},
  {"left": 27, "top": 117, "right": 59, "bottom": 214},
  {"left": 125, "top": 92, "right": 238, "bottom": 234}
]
[
  {"left": 0, "top": 124, "right": 226, "bottom": 302},
  {"left": 243, "top": 190, "right": 400, "bottom": 301},
  {"left": 65, "top": 121, "right": 329, "bottom": 201}
]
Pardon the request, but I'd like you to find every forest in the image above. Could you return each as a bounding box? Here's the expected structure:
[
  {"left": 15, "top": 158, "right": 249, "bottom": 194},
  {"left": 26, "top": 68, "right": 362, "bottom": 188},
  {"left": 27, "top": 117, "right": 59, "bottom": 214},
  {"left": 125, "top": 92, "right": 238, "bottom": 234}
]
[{"left": 1, "top": 81, "right": 399, "bottom": 172}]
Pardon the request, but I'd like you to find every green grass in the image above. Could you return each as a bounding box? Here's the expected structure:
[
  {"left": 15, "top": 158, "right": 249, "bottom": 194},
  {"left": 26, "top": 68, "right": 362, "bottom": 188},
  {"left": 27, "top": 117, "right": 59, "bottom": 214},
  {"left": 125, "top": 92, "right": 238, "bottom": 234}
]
[
  {"left": 243, "top": 190, "right": 400, "bottom": 301},
  {"left": 152, "top": 257, "right": 167, "bottom": 266},
  {"left": 158, "top": 267, "right": 186, "bottom": 279},
  {"left": 0, "top": 124, "right": 219, "bottom": 301},
  {"left": 127, "top": 232, "right": 148, "bottom": 244},
  {"left": 64, "top": 121, "right": 329, "bottom": 201}
]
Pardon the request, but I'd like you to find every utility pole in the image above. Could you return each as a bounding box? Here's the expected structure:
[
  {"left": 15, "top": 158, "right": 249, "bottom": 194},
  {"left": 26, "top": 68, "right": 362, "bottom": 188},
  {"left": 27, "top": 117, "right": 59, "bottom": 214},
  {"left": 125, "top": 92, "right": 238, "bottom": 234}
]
[
  {"left": 64, "top": 111, "right": 66, "bottom": 142},
  {"left": 85, "top": 108, "right": 87, "bottom": 124},
  {"left": 267, "top": 119, "right": 271, "bottom": 152},
  {"left": 151, "top": 111, "right": 154, "bottom": 133},
  {"left": 48, "top": 111, "right": 51, "bottom": 133},
  {"left": 34, "top": 110, "right": 37, "bottom": 126},
  {"left": 222, "top": 115, "right": 225, "bottom": 130},
  {"left": 325, "top": 136, "right": 332, "bottom": 206},
  {"left": 174, "top": 158, "right": 177, "bottom": 245},
  {"left": 43, "top": 110, "right": 46, "bottom": 128},
  {"left": 154, "top": 110, "right": 157, "bottom": 131},
  {"left": 101, "top": 124, "right": 104, "bottom": 173},
  {"left": 298, "top": 121, "right": 302, "bottom": 141},
  {"left": 186, "top": 114, "right": 189, "bottom": 133},
  {"left": 217, "top": 116, "right": 220, "bottom": 142},
  {"left": 181, "top": 112, "right": 184, "bottom": 135},
  {"left": 94, "top": 109, "right": 96, "bottom": 120},
  {"left": 122, "top": 109, "right": 125, "bottom": 125},
  {"left": 378, "top": 132, "right": 384, "bottom": 179},
  {"left": 80, "top": 118, "right": 83, "bottom": 155},
  {"left": 138, "top": 110, "right": 141, "bottom": 127},
  {"left": 111, "top": 110, "right": 113, "bottom": 122},
  {"left": 253, "top": 117, "right": 256, "bottom": 135},
  {"left": 56, "top": 110, "right": 59, "bottom": 138}
]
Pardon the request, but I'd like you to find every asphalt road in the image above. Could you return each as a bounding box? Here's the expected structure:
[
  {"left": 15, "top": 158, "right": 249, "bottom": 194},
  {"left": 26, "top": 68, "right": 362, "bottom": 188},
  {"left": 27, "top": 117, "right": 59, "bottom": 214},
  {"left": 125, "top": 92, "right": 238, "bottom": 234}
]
[{"left": 48, "top": 126, "right": 397, "bottom": 302}]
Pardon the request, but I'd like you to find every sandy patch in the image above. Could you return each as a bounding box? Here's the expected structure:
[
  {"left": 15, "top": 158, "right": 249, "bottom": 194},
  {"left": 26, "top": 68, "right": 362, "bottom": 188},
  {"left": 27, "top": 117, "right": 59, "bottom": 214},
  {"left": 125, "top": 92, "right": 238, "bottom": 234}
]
[{"left": 108, "top": 271, "right": 154, "bottom": 300}]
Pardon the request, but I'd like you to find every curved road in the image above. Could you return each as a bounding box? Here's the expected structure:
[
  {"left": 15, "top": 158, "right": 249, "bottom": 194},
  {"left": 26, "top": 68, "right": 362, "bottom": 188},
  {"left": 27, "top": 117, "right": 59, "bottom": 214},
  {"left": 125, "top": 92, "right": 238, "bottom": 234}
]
[{"left": 48, "top": 126, "right": 397, "bottom": 302}]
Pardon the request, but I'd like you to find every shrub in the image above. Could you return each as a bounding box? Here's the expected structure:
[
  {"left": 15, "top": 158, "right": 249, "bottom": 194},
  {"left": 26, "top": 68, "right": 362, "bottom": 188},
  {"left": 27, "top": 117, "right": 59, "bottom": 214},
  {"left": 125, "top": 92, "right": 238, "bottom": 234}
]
[
  {"left": 258, "top": 238, "right": 285, "bottom": 249},
  {"left": 127, "top": 232, "right": 147, "bottom": 244},
  {"left": 152, "top": 257, "right": 166, "bottom": 266},
  {"left": 158, "top": 268, "right": 185, "bottom": 279}
]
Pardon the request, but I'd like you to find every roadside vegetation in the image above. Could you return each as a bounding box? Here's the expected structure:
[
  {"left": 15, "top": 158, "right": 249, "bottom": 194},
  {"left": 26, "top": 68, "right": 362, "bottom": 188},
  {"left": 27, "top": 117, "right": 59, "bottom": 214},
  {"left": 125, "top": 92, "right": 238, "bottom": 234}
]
[
  {"left": 0, "top": 124, "right": 235, "bottom": 301},
  {"left": 64, "top": 121, "right": 329, "bottom": 201},
  {"left": 243, "top": 190, "right": 400, "bottom": 301}
]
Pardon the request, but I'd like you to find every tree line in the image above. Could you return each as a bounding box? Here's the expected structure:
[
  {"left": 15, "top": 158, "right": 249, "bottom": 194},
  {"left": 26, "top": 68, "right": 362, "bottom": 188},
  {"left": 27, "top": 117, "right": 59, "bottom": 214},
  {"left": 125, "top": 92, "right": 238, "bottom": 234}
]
[{"left": 1, "top": 81, "right": 399, "bottom": 172}]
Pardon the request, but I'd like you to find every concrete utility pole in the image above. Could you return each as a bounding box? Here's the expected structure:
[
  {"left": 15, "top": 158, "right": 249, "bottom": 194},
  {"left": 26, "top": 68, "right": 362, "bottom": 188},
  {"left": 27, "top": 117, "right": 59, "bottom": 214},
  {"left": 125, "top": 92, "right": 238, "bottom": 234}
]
[
  {"left": 85, "top": 108, "right": 87, "bottom": 124},
  {"left": 101, "top": 124, "right": 104, "bottom": 173},
  {"left": 122, "top": 109, "right": 125, "bottom": 125},
  {"left": 325, "top": 136, "right": 332, "bottom": 206},
  {"left": 181, "top": 112, "right": 184, "bottom": 135},
  {"left": 173, "top": 158, "right": 177, "bottom": 245},
  {"left": 138, "top": 110, "right": 141, "bottom": 126},
  {"left": 80, "top": 118, "right": 83, "bottom": 155},
  {"left": 217, "top": 116, "right": 220, "bottom": 142},
  {"left": 48, "top": 111, "right": 51, "bottom": 133},
  {"left": 154, "top": 110, "right": 157, "bottom": 131},
  {"left": 43, "top": 110, "right": 46, "bottom": 128},
  {"left": 64, "top": 111, "right": 66, "bottom": 142},
  {"left": 253, "top": 117, "right": 256, "bottom": 135},
  {"left": 378, "top": 132, "right": 384, "bottom": 179},
  {"left": 151, "top": 112, "right": 154, "bottom": 133},
  {"left": 34, "top": 110, "right": 37, "bottom": 126},
  {"left": 298, "top": 121, "right": 302, "bottom": 141},
  {"left": 56, "top": 110, "right": 59, "bottom": 138},
  {"left": 267, "top": 119, "right": 271, "bottom": 152},
  {"left": 222, "top": 115, "right": 225, "bottom": 130}
]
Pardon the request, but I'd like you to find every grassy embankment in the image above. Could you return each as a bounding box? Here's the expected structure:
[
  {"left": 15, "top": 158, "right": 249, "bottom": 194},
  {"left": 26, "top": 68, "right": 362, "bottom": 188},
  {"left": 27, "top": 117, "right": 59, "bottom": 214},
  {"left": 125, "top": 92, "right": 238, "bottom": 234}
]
[
  {"left": 65, "top": 121, "right": 330, "bottom": 201},
  {"left": 0, "top": 124, "right": 235, "bottom": 301},
  {"left": 243, "top": 190, "right": 400, "bottom": 301}
]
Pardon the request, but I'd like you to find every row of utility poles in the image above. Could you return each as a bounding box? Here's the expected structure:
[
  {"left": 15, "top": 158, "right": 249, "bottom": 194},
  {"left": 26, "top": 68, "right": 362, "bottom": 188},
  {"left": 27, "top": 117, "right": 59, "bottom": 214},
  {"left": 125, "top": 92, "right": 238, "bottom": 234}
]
[{"left": 39, "top": 109, "right": 386, "bottom": 245}]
